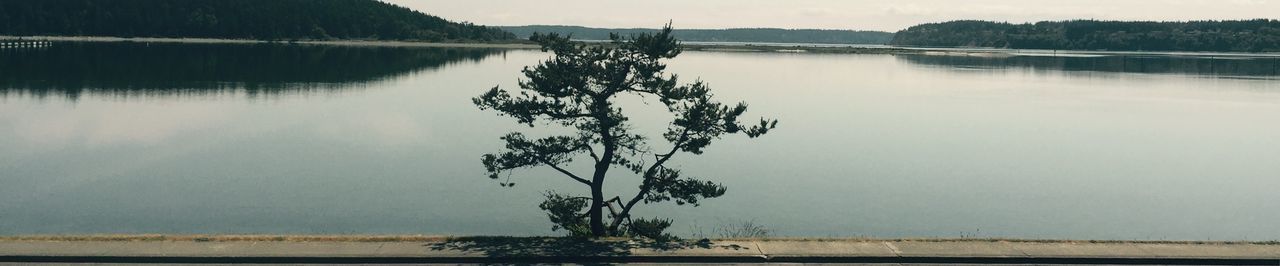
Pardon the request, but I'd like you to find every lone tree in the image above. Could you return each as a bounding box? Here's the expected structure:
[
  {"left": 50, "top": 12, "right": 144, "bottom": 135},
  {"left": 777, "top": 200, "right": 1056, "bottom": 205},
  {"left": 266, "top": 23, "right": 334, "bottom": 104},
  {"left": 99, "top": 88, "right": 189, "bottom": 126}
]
[{"left": 474, "top": 25, "right": 777, "bottom": 238}]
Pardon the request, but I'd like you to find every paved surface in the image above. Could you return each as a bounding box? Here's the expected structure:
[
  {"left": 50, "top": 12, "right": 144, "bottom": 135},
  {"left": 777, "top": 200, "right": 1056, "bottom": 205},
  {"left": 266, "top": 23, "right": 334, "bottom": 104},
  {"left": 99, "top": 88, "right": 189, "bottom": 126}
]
[{"left": 2, "top": 238, "right": 1278, "bottom": 264}]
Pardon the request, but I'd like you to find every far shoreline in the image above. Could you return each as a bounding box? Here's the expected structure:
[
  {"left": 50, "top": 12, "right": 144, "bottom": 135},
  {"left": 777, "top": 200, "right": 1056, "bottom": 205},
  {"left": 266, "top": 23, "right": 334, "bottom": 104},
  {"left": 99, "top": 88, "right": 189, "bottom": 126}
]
[
  {"left": 6, "top": 35, "right": 1279, "bottom": 58},
  {"left": 1, "top": 35, "right": 916, "bottom": 54},
  {"left": 0, "top": 35, "right": 542, "bottom": 49}
]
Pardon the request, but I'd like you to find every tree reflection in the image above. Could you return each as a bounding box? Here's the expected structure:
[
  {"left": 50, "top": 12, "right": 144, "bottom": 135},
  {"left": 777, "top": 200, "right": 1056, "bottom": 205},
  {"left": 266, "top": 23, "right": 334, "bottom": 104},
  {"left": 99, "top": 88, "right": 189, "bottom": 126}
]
[
  {"left": 896, "top": 53, "right": 1280, "bottom": 78},
  {"left": 0, "top": 42, "right": 504, "bottom": 100}
]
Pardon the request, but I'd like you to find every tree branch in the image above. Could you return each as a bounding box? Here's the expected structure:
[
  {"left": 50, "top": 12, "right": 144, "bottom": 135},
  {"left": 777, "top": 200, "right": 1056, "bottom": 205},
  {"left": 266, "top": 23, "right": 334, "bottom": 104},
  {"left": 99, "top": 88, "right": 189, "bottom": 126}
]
[
  {"left": 544, "top": 111, "right": 595, "bottom": 120},
  {"left": 609, "top": 131, "right": 688, "bottom": 230},
  {"left": 537, "top": 158, "right": 592, "bottom": 185},
  {"left": 580, "top": 143, "right": 601, "bottom": 164}
]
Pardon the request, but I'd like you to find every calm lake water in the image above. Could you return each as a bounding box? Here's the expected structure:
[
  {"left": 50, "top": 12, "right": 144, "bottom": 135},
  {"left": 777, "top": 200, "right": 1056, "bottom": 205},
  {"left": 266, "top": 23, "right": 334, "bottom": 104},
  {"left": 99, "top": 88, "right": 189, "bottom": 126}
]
[{"left": 2, "top": 43, "right": 1279, "bottom": 240}]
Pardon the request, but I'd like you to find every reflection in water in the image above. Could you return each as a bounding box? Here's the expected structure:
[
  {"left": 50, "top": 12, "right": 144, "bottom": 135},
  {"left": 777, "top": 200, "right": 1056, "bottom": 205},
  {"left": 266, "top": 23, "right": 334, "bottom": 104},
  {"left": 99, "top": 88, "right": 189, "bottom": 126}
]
[
  {"left": 0, "top": 42, "right": 504, "bottom": 99},
  {"left": 896, "top": 53, "right": 1280, "bottom": 78}
]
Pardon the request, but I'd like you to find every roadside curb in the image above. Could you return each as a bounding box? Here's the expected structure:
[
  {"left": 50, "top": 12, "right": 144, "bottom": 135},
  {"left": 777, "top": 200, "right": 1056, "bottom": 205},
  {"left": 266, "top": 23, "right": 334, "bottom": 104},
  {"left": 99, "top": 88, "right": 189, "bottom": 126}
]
[
  {"left": 4, "top": 238, "right": 1278, "bottom": 264},
  {"left": 3, "top": 255, "right": 1278, "bottom": 265}
]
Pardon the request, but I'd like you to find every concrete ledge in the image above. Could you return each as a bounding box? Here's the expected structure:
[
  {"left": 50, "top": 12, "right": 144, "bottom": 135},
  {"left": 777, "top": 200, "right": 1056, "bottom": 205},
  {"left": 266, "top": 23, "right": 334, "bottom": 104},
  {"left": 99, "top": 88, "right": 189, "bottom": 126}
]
[
  {"left": 3, "top": 255, "right": 1277, "bottom": 265},
  {"left": 1, "top": 237, "right": 1278, "bottom": 265}
]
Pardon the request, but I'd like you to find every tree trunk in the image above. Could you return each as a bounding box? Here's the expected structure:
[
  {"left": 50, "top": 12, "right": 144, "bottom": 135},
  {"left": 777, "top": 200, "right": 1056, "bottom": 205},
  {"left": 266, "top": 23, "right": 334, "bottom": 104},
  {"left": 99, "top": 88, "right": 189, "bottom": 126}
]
[
  {"left": 589, "top": 95, "right": 615, "bottom": 237},
  {"left": 588, "top": 182, "right": 606, "bottom": 237},
  {"left": 588, "top": 141, "right": 614, "bottom": 237}
]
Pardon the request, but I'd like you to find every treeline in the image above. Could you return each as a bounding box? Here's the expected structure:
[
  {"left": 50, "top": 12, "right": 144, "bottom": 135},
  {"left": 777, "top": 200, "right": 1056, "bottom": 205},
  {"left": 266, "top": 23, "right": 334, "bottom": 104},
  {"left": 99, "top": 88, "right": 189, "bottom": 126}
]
[
  {"left": 501, "top": 25, "right": 895, "bottom": 44},
  {"left": 891, "top": 20, "right": 1280, "bottom": 52},
  {"left": 0, "top": 0, "right": 515, "bottom": 41}
]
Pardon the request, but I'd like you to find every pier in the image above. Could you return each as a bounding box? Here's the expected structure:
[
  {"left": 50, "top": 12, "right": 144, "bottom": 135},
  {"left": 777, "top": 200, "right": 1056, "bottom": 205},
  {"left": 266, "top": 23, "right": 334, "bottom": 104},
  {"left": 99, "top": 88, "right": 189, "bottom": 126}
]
[{"left": 0, "top": 41, "right": 53, "bottom": 49}]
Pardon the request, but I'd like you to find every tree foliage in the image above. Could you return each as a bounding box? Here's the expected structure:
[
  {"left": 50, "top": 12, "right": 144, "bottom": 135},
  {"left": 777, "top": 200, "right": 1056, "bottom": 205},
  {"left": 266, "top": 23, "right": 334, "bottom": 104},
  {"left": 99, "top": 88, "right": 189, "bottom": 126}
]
[
  {"left": 474, "top": 25, "right": 777, "bottom": 238},
  {"left": 0, "top": 0, "right": 515, "bottom": 41},
  {"left": 891, "top": 20, "right": 1280, "bottom": 52}
]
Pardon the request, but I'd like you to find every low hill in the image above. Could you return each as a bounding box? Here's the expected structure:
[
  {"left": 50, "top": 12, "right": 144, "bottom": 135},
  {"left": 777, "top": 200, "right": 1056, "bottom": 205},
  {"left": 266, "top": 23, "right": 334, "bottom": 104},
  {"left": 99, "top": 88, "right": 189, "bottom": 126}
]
[
  {"left": 0, "top": 0, "right": 515, "bottom": 41},
  {"left": 501, "top": 25, "right": 894, "bottom": 44},
  {"left": 891, "top": 20, "right": 1280, "bottom": 52}
]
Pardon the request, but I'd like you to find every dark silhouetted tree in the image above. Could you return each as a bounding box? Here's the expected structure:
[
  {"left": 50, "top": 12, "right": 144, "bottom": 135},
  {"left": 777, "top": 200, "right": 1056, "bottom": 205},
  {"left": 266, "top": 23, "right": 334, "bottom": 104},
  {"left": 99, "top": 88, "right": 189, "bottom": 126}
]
[{"left": 474, "top": 25, "right": 777, "bottom": 238}]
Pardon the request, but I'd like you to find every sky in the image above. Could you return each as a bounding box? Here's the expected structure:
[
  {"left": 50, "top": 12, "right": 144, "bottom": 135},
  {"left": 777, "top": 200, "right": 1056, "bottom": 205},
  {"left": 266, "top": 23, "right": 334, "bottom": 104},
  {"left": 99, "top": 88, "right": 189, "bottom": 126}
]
[{"left": 382, "top": 0, "right": 1280, "bottom": 32}]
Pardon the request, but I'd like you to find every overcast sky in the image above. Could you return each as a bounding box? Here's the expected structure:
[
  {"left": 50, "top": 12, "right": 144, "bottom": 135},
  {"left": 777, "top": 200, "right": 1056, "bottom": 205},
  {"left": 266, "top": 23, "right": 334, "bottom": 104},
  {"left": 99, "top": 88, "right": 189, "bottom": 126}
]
[{"left": 381, "top": 0, "right": 1280, "bottom": 32}]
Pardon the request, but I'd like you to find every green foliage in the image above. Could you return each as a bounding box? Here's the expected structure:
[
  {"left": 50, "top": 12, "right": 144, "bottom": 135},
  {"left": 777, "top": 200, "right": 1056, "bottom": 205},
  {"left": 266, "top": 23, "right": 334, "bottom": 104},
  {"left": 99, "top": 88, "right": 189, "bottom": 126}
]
[
  {"left": 502, "top": 25, "right": 895, "bottom": 44},
  {"left": 474, "top": 24, "right": 777, "bottom": 237},
  {"left": 644, "top": 168, "right": 725, "bottom": 206},
  {"left": 0, "top": 0, "right": 515, "bottom": 41},
  {"left": 891, "top": 19, "right": 1280, "bottom": 52},
  {"left": 538, "top": 192, "right": 592, "bottom": 237},
  {"left": 628, "top": 218, "right": 675, "bottom": 241}
]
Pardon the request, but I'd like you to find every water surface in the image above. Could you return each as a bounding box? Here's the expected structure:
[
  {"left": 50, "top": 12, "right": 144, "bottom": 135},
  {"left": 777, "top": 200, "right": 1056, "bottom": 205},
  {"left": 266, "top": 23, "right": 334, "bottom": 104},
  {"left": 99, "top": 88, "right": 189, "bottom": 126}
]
[{"left": 2, "top": 43, "right": 1278, "bottom": 240}]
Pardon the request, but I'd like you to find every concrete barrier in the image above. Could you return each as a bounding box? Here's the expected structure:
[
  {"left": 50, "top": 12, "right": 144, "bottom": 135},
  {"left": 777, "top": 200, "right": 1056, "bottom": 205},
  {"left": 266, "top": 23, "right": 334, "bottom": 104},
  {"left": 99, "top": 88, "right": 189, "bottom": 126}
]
[{"left": 1, "top": 238, "right": 1277, "bottom": 265}]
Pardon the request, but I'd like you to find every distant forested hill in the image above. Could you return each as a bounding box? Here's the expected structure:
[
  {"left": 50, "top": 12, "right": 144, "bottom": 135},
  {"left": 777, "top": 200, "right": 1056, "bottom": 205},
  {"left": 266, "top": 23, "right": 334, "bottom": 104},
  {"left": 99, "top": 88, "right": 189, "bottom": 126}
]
[
  {"left": 891, "top": 20, "right": 1280, "bottom": 52},
  {"left": 0, "top": 0, "right": 515, "bottom": 41},
  {"left": 502, "top": 25, "right": 895, "bottom": 44}
]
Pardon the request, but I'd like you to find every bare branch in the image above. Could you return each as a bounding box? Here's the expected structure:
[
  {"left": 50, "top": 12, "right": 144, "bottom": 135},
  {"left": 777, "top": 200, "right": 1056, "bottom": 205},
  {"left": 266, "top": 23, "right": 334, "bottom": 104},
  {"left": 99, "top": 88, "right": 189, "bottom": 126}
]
[
  {"left": 580, "top": 143, "right": 601, "bottom": 164},
  {"left": 610, "top": 130, "right": 689, "bottom": 230},
  {"left": 538, "top": 158, "right": 591, "bottom": 185}
]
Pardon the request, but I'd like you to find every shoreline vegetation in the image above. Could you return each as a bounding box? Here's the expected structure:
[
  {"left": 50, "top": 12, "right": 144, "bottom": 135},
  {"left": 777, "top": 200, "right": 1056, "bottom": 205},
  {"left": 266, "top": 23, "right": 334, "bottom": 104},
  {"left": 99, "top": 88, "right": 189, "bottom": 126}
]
[{"left": 2, "top": 235, "right": 1276, "bottom": 245}]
